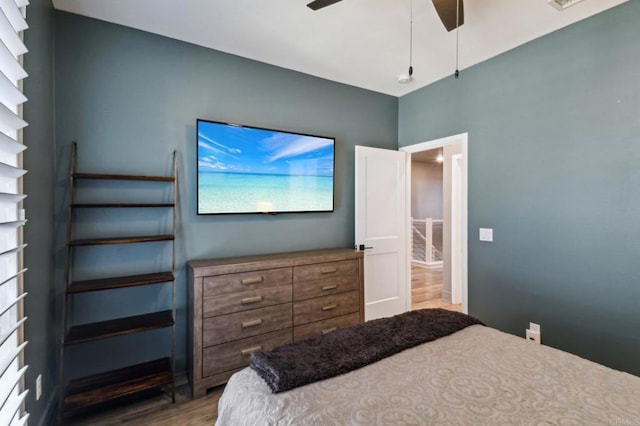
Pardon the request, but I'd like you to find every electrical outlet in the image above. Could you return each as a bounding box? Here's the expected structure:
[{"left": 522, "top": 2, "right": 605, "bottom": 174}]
[
  {"left": 526, "top": 329, "right": 541, "bottom": 344},
  {"left": 36, "top": 374, "right": 42, "bottom": 400}
]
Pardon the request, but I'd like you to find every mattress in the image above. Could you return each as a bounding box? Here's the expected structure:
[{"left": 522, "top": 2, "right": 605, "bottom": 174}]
[{"left": 216, "top": 325, "right": 640, "bottom": 425}]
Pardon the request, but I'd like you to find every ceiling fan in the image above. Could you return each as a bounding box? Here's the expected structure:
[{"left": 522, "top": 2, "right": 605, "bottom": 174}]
[{"left": 306, "top": 0, "right": 464, "bottom": 32}]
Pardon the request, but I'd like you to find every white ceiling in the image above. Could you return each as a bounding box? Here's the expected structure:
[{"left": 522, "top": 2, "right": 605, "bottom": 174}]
[{"left": 52, "top": 0, "right": 628, "bottom": 97}]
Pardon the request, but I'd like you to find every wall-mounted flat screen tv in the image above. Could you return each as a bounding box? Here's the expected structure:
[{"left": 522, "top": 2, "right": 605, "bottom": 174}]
[{"left": 197, "top": 119, "right": 335, "bottom": 215}]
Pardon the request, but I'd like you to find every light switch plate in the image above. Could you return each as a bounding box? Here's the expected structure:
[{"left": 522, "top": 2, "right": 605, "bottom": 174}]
[{"left": 479, "top": 228, "right": 493, "bottom": 242}]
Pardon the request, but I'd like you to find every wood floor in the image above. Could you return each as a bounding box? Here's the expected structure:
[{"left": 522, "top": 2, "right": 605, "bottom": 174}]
[
  {"left": 411, "top": 264, "right": 462, "bottom": 312},
  {"left": 67, "top": 266, "right": 459, "bottom": 425},
  {"left": 66, "top": 383, "right": 223, "bottom": 426}
]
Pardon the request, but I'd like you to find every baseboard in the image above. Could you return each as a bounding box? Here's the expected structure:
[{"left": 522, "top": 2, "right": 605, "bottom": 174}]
[
  {"left": 410, "top": 260, "right": 443, "bottom": 270},
  {"left": 175, "top": 372, "right": 188, "bottom": 388},
  {"left": 424, "top": 261, "right": 443, "bottom": 269},
  {"left": 38, "top": 389, "right": 58, "bottom": 426}
]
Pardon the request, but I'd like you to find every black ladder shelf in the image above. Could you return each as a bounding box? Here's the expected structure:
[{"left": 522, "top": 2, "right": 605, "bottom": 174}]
[{"left": 59, "top": 142, "right": 178, "bottom": 419}]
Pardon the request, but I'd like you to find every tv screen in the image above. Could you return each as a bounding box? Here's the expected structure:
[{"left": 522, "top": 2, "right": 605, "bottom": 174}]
[{"left": 197, "top": 119, "right": 335, "bottom": 215}]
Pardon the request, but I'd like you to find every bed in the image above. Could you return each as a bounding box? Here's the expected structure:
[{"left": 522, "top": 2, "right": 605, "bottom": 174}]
[{"left": 216, "top": 310, "right": 640, "bottom": 425}]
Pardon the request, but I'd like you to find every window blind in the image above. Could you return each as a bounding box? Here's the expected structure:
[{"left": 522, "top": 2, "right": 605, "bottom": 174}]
[{"left": 0, "top": 0, "right": 28, "bottom": 424}]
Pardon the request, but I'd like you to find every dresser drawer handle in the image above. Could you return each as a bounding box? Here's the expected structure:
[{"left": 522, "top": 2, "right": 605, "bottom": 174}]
[
  {"left": 321, "top": 268, "right": 338, "bottom": 274},
  {"left": 321, "top": 304, "right": 337, "bottom": 311},
  {"left": 241, "top": 296, "right": 264, "bottom": 305},
  {"left": 321, "top": 284, "right": 338, "bottom": 291},
  {"left": 241, "top": 318, "right": 264, "bottom": 328},
  {"left": 241, "top": 345, "right": 263, "bottom": 356},
  {"left": 241, "top": 276, "right": 264, "bottom": 285},
  {"left": 321, "top": 327, "right": 337, "bottom": 335}
]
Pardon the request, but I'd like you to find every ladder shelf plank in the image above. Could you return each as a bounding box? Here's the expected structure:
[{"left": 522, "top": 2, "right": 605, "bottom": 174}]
[
  {"left": 63, "top": 358, "right": 173, "bottom": 416},
  {"left": 65, "top": 310, "right": 174, "bottom": 345},
  {"left": 72, "top": 203, "right": 175, "bottom": 208},
  {"left": 69, "top": 234, "right": 174, "bottom": 246},
  {"left": 67, "top": 271, "right": 174, "bottom": 294},
  {"left": 73, "top": 172, "right": 174, "bottom": 182}
]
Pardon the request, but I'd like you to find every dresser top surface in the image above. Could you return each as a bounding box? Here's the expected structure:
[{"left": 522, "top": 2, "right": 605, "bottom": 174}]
[{"left": 188, "top": 248, "right": 362, "bottom": 277}]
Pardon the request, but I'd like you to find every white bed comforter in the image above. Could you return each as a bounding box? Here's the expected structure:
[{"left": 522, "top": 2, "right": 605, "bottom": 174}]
[{"left": 216, "top": 325, "right": 640, "bottom": 425}]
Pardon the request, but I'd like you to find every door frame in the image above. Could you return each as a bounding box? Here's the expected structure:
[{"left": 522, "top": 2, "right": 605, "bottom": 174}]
[
  {"left": 451, "top": 153, "right": 463, "bottom": 305},
  {"left": 400, "top": 133, "right": 469, "bottom": 314}
]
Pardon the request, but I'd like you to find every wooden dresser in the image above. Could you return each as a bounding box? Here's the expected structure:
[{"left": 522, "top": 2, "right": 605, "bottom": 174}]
[{"left": 187, "top": 248, "right": 364, "bottom": 398}]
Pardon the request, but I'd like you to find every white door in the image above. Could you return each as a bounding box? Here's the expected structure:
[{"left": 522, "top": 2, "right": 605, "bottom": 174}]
[{"left": 355, "top": 146, "right": 408, "bottom": 321}]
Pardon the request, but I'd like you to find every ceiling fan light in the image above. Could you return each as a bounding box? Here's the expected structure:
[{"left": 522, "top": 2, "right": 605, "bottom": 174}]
[{"left": 547, "top": 0, "right": 586, "bottom": 11}]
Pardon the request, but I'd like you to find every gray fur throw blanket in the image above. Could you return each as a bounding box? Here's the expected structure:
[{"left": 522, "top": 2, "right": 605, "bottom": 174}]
[{"left": 250, "top": 308, "right": 484, "bottom": 393}]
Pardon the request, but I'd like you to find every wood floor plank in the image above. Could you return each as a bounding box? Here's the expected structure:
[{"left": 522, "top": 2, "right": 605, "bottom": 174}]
[
  {"left": 410, "top": 264, "right": 461, "bottom": 313},
  {"left": 67, "top": 383, "right": 223, "bottom": 426}
]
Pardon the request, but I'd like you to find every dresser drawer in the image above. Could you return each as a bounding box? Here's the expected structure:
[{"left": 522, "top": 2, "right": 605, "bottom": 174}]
[
  {"left": 293, "top": 312, "right": 360, "bottom": 342},
  {"left": 294, "top": 275, "right": 359, "bottom": 301},
  {"left": 203, "top": 267, "right": 292, "bottom": 297},
  {"left": 203, "top": 304, "right": 292, "bottom": 347},
  {"left": 203, "top": 329, "right": 292, "bottom": 377},
  {"left": 293, "top": 259, "right": 359, "bottom": 282},
  {"left": 203, "top": 286, "right": 292, "bottom": 318},
  {"left": 293, "top": 290, "right": 359, "bottom": 326}
]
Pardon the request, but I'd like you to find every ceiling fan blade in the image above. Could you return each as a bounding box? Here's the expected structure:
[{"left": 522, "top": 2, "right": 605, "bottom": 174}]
[
  {"left": 432, "top": 0, "right": 464, "bottom": 32},
  {"left": 307, "top": 0, "right": 343, "bottom": 11}
]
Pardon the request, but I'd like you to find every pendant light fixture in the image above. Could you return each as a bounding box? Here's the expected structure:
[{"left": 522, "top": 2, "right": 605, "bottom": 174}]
[{"left": 397, "top": 0, "right": 414, "bottom": 84}]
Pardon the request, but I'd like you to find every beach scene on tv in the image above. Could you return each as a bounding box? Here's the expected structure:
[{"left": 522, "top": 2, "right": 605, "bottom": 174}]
[{"left": 198, "top": 121, "right": 335, "bottom": 214}]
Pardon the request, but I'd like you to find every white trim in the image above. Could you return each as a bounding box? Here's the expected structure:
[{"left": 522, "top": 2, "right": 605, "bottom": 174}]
[
  {"left": 451, "top": 153, "right": 462, "bottom": 305},
  {"left": 400, "top": 133, "right": 469, "bottom": 314},
  {"left": 425, "top": 260, "right": 443, "bottom": 269}
]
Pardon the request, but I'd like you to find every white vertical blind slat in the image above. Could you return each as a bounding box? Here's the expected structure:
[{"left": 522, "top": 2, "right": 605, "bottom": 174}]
[
  {"left": 0, "top": 101, "right": 27, "bottom": 135},
  {"left": 0, "top": 0, "right": 27, "bottom": 422},
  {"left": 0, "top": 219, "right": 25, "bottom": 227},
  {"left": 0, "top": 292, "right": 25, "bottom": 316},
  {"left": 0, "top": 269, "right": 26, "bottom": 287},
  {"left": 0, "top": 39, "right": 25, "bottom": 83},
  {"left": 0, "top": 389, "right": 27, "bottom": 425},
  {"left": 0, "top": 365, "right": 26, "bottom": 411},
  {"left": 0, "top": 132, "right": 25, "bottom": 154},
  {"left": 15, "top": 413, "right": 28, "bottom": 426},
  {"left": 0, "top": 69, "right": 26, "bottom": 108},
  {"left": 0, "top": 12, "right": 25, "bottom": 57},
  {"left": 0, "top": 317, "right": 26, "bottom": 347},
  {"left": 0, "top": 161, "right": 25, "bottom": 178},
  {"left": 0, "top": 0, "right": 27, "bottom": 33},
  {"left": 0, "top": 245, "right": 26, "bottom": 258},
  {"left": 0, "top": 193, "right": 25, "bottom": 204},
  {"left": 0, "top": 341, "right": 26, "bottom": 380}
]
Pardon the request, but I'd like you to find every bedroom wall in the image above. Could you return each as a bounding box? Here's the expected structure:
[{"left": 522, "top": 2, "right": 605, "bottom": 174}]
[
  {"left": 399, "top": 1, "right": 640, "bottom": 375},
  {"left": 23, "top": 0, "right": 57, "bottom": 424},
  {"left": 54, "top": 11, "right": 398, "bottom": 379},
  {"left": 410, "top": 161, "right": 442, "bottom": 220}
]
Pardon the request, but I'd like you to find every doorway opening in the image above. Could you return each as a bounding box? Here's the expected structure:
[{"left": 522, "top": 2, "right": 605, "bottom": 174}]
[{"left": 400, "top": 133, "right": 468, "bottom": 314}]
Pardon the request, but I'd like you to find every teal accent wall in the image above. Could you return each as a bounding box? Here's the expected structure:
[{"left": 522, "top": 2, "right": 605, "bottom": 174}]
[
  {"left": 54, "top": 12, "right": 398, "bottom": 379},
  {"left": 23, "top": 0, "right": 56, "bottom": 424},
  {"left": 399, "top": 1, "right": 639, "bottom": 375}
]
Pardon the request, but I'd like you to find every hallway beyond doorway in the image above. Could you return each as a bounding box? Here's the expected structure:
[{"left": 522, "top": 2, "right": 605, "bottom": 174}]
[{"left": 411, "top": 265, "right": 461, "bottom": 312}]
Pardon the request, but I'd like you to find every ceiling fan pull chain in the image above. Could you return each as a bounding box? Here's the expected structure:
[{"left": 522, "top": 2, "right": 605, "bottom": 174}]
[
  {"left": 455, "top": 0, "right": 460, "bottom": 79},
  {"left": 409, "top": 0, "right": 413, "bottom": 76}
]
